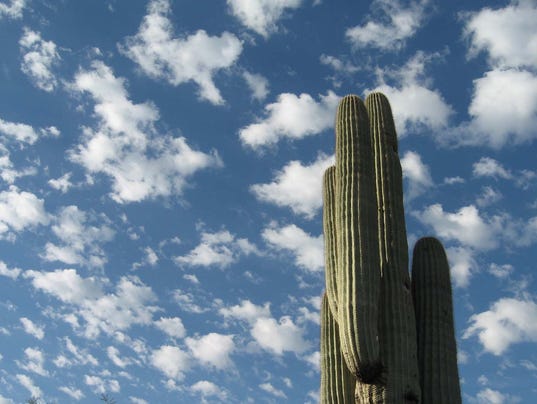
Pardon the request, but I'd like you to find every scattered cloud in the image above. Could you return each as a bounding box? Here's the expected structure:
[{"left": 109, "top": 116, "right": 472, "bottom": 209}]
[
  {"left": 226, "top": 0, "right": 302, "bottom": 38},
  {"left": 186, "top": 333, "right": 235, "bottom": 370},
  {"left": 53, "top": 337, "right": 99, "bottom": 368},
  {"left": 368, "top": 51, "right": 453, "bottom": 136},
  {"left": 475, "top": 186, "right": 502, "bottom": 207},
  {"left": 259, "top": 382, "right": 287, "bottom": 399},
  {"left": 401, "top": 150, "right": 433, "bottom": 200},
  {"left": 476, "top": 388, "right": 521, "bottom": 404},
  {"left": 42, "top": 205, "right": 115, "bottom": 268},
  {"left": 0, "top": 186, "right": 49, "bottom": 239},
  {"left": 242, "top": 71, "right": 269, "bottom": 101},
  {"left": 16, "top": 373, "right": 42, "bottom": 398},
  {"left": 70, "top": 61, "right": 222, "bottom": 203},
  {"left": 472, "top": 157, "right": 512, "bottom": 179},
  {"left": 0, "top": 0, "right": 25, "bottom": 20},
  {"left": 84, "top": 374, "right": 120, "bottom": 394},
  {"left": 464, "top": 297, "right": 537, "bottom": 355},
  {"left": 413, "top": 204, "right": 498, "bottom": 250},
  {"left": 20, "top": 317, "right": 45, "bottom": 340},
  {"left": 251, "top": 153, "right": 334, "bottom": 218},
  {"left": 154, "top": 317, "right": 186, "bottom": 339},
  {"left": 445, "top": 246, "right": 477, "bottom": 288},
  {"left": 121, "top": 0, "right": 242, "bottom": 105},
  {"left": 262, "top": 223, "right": 323, "bottom": 272},
  {"left": 488, "top": 263, "right": 514, "bottom": 279},
  {"left": 19, "top": 29, "right": 60, "bottom": 92},
  {"left": 346, "top": 0, "right": 429, "bottom": 50},
  {"left": 175, "top": 229, "right": 258, "bottom": 269},
  {"left": 151, "top": 345, "right": 189, "bottom": 380},
  {"left": 220, "top": 299, "right": 310, "bottom": 355},
  {"left": 0, "top": 260, "right": 22, "bottom": 279},
  {"left": 24, "top": 269, "right": 160, "bottom": 338},
  {"left": 190, "top": 380, "right": 227, "bottom": 402},
  {"left": 17, "top": 347, "right": 48, "bottom": 376},
  {"left": 320, "top": 54, "right": 359, "bottom": 74},
  {"left": 239, "top": 91, "right": 339, "bottom": 149},
  {"left": 48, "top": 173, "right": 73, "bottom": 193},
  {"left": 58, "top": 386, "right": 85, "bottom": 400},
  {"left": 463, "top": 0, "right": 537, "bottom": 69}
]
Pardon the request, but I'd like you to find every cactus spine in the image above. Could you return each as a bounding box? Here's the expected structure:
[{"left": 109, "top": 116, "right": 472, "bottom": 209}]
[{"left": 320, "top": 93, "right": 461, "bottom": 403}]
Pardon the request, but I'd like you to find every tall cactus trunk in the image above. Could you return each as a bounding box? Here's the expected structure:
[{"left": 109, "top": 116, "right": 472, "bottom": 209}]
[
  {"left": 320, "top": 92, "right": 461, "bottom": 404},
  {"left": 411, "top": 237, "right": 462, "bottom": 403}
]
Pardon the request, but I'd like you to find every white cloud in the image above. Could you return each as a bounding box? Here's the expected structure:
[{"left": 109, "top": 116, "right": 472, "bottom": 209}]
[
  {"left": 18, "top": 347, "right": 48, "bottom": 376},
  {"left": 260, "top": 382, "right": 287, "bottom": 399},
  {"left": 251, "top": 153, "right": 334, "bottom": 218},
  {"left": 19, "top": 29, "right": 60, "bottom": 92},
  {"left": 262, "top": 223, "right": 323, "bottom": 272},
  {"left": 413, "top": 204, "right": 498, "bottom": 250},
  {"left": 488, "top": 263, "right": 514, "bottom": 279},
  {"left": 16, "top": 374, "right": 42, "bottom": 398},
  {"left": 175, "top": 229, "right": 258, "bottom": 269},
  {"left": 54, "top": 337, "right": 98, "bottom": 368},
  {"left": 70, "top": 61, "right": 222, "bottom": 202},
  {"left": 121, "top": 0, "right": 242, "bottom": 105},
  {"left": 320, "top": 54, "right": 359, "bottom": 74},
  {"left": 190, "top": 380, "right": 227, "bottom": 401},
  {"left": 346, "top": 0, "right": 429, "bottom": 50},
  {"left": 455, "top": 69, "right": 537, "bottom": 147},
  {"left": 186, "top": 333, "right": 235, "bottom": 370},
  {"left": 171, "top": 289, "right": 207, "bottom": 314},
  {"left": 368, "top": 52, "right": 453, "bottom": 136},
  {"left": 107, "top": 346, "right": 133, "bottom": 368},
  {"left": 219, "top": 299, "right": 309, "bottom": 355},
  {"left": 401, "top": 150, "right": 433, "bottom": 200},
  {"left": 226, "top": 0, "right": 302, "bottom": 38},
  {"left": 242, "top": 71, "right": 269, "bottom": 101},
  {"left": 445, "top": 246, "right": 477, "bottom": 289},
  {"left": 0, "top": 260, "right": 21, "bottom": 279},
  {"left": 464, "top": 0, "right": 537, "bottom": 69},
  {"left": 476, "top": 186, "right": 502, "bottom": 208},
  {"left": 42, "top": 205, "right": 115, "bottom": 268},
  {"left": 251, "top": 316, "right": 310, "bottom": 355},
  {"left": 464, "top": 297, "right": 537, "bottom": 355},
  {"left": 0, "top": 145, "right": 37, "bottom": 184},
  {"left": 48, "top": 173, "right": 73, "bottom": 193},
  {"left": 20, "top": 317, "right": 45, "bottom": 340},
  {"left": 129, "top": 397, "right": 148, "bottom": 404},
  {"left": 154, "top": 317, "right": 186, "bottom": 339},
  {"left": 473, "top": 157, "right": 512, "bottom": 179},
  {"left": 0, "top": 394, "right": 15, "bottom": 404},
  {"left": 151, "top": 345, "right": 189, "bottom": 380},
  {"left": 0, "top": 118, "right": 38, "bottom": 144},
  {"left": 25, "top": 269, "right": 160, "bottom": 338},
  {"left": 58, "top": 386, "right": 85, "bottom": 401},
  {"left": 219, "top": 299, "right": 271, "bottom": 323},
  {"left": 0, "top": 0, "right": 25, "bottom": 19},
  {"left": 476, "top": 388, "right": 520, "bottom": 404},
  {"left": 239, "top": 91, "right": 339, "bottom": 149},
  {"left": 0, "top": 186, "right": 49, "bottom": 238},
  {"left": 84, "top": 374, "right": 120, "bottom": 394}
]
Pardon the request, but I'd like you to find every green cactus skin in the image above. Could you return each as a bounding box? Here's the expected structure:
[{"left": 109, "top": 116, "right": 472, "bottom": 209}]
[
  {"left": 321, "top": 292, "right": 356, "bottom": 404},
  {"left": 323, "top": 166, "right": 339, "bottom": 319},
  {"left": 334, "top": 95, "right": 382, "bottom": 382},
  {"left": 411, "top": 237, "right": 462, "bottom": 404},
  {"left": 321, "top": 92, "right": 461, "bottom": 404},
  {"left": 362, "top": 93, "right": 420, "bottom": 402}
]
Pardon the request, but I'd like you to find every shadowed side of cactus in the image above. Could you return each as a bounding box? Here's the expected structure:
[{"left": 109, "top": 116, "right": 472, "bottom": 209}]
[
  {"left": 321, "top": 292, "right": 356, "bottom": 404},
  {"left": 334, "top": 95, "right": 382, "bottom": 383},
  {"left": 361, "top": 93, "right": 420, "bottom": 402},
  {"left": 323, "top": 166, "right": 339, "bottom": 320},
  {"left": 411, "top": 237, "right": 462, "bottom": 404}
]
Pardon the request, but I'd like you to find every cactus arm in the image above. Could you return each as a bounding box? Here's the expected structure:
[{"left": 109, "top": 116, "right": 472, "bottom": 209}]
[
  {"left": 323, "top": 165, "right": 339, "bottom": 319},
  {"left": 321, "top": 292, "right": 356, "bottom": 404},
  {"left": 411, "top": 237, "right": 462, "bottom": 404},
  {"left": 364, "top": 92, "right": 421, "bottom": 402},
  {"left": 335, "top": 95, "right": 382, "bottom": 381}
]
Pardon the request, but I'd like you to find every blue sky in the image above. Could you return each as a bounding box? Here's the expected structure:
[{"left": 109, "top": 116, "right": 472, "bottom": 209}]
[{"left": 0, "top": 0, "right": 536, "bottom": 402}]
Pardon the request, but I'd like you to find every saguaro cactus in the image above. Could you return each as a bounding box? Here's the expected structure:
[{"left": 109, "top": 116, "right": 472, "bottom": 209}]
[{"left": 320, "top": 93, "right": 461, "bottom": 403}]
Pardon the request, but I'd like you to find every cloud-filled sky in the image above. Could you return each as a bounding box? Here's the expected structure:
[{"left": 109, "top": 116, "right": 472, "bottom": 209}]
[{"left": 0, "top": 0, "right": 536, "bottom": 402}]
